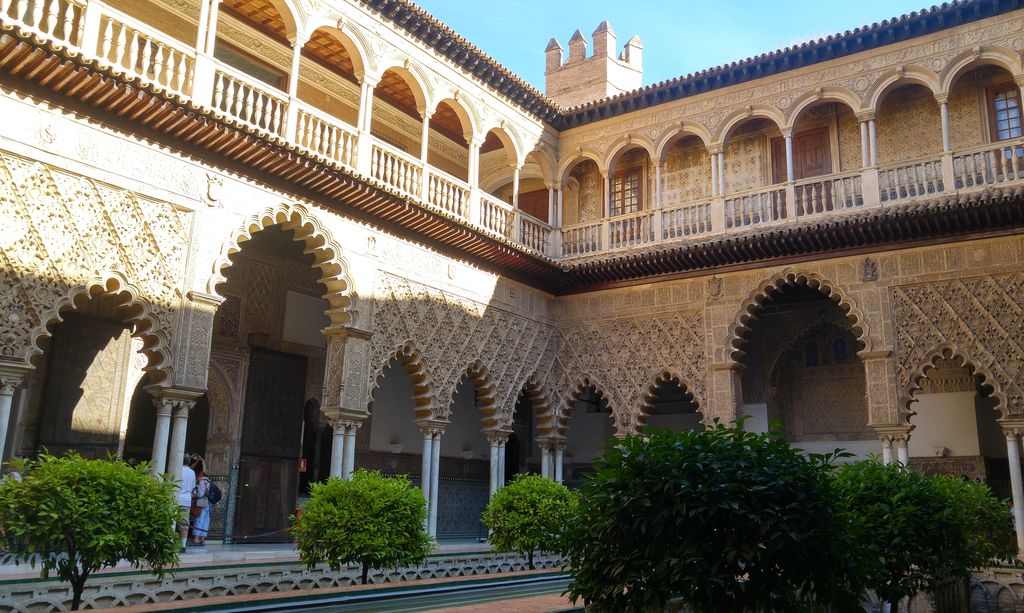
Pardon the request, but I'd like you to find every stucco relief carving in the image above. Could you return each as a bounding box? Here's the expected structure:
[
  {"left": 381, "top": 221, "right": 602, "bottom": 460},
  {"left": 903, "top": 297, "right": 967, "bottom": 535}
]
[
  {"left": 891, "top": 274, "right": 1024, "bottom": 417},
  {"left": 548, "top": 311, "right": 706, "bottom": 437},
  {"left": 368, "top": 273, "right": 557, "bottom": 430},
  {"left": 0, "top": 152, "right": 191, "bottom": 384}
]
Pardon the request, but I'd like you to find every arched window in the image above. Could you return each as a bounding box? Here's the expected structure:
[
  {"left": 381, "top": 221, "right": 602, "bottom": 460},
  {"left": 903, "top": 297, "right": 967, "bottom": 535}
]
[
  {"left": 832, "top": 338, "right": 849, "bottom": 363},
  {"left": 803, "top": 341, "right": 820, "bottom": 367}
]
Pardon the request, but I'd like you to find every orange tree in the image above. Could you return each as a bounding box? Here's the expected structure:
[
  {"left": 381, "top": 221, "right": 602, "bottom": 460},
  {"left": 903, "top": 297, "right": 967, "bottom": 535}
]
[{"left": 563, "top": 423, "right": 864, "bottom": 612}]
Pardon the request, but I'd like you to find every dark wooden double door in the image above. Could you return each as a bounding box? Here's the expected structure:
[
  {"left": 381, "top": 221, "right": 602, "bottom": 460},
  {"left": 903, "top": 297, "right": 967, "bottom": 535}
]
[
  {"left": 771, "top": 127, "right": 832, "bottom": 183},
  {"left": 236, "top": 349, "right": 307, "bottom": 542}
]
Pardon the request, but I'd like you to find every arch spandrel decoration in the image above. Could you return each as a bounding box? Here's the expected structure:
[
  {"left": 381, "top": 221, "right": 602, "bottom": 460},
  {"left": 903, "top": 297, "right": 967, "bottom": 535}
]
[
  {"left": 891, "top": 273, "right": 1024, "bottom": 420},
  {"left": 0, "top": 153, "right": 192, "bottom": 385},
  {"left": 208, "top": 202, "right": 357, "bottom": 328},
  {"left": 725, "top": 269, "right": 871, "bottom": 363}
]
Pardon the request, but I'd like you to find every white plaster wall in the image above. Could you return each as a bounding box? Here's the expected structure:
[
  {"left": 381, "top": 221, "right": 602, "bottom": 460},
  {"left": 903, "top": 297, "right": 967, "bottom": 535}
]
[
  {"left": 908, "top": 392, "right": 980, "bottom": 457},
  {"left": 367, "top": 364, "right": 422, "bottom": 454},
  {"left": 565, "top": 401, "right": 615, "bottom": 464},
  {"left": 282, "top": 292, "right": 330, "bottom": 348},
  {"left": 439, "top": 379, "right": 490, "bottom": 461},
  {"left": 975, "top": 396, "right": 1006, "bottom": 458},
  {"left": 743, "top": 403, "right": 769, "bottom": 434}
]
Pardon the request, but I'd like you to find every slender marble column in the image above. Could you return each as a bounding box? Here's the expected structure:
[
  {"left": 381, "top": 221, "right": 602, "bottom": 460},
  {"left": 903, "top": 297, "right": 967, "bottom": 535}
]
[
  {"left": 420, "top": 430, "right": 433, "bottom": 532},
  {"left": 784, "top": 132, "right": 794, "bottom": 182},
  {"left": 880, "top": 436, "right": 893, "bottom": 466},
  {"left": 166, "top": 403, "right": 192, "bottom": 484},
  {"left": 1005, "top": 428, "right": 1024, "bottom": 555},
  {"left": 860, "top": 120, "right": 870, "bottom": 168},
  {"left": 497, "top": 438, "right": 507, "bottom": 487},
  {"left": 342, "top": 423, "right": 358, "bottom": 479},
  {"left": 895, "top": 436, "right": 910, "bottom": 465},
  {"left": 554, "top": 444, "right": 564, "bottom": 484},
  {"left": 868, "top": 119, "right": 878, "bottom": 167},
  {"left": 540, "top": 445, "right": 551, "bottom": 479},
  {"left": 0, "top": 375, "right": 23, "bottom": 464},
  {"left": 429, "top": 430, "right": 442, "bottom": 537},
  {"left": 488, "top": 435, "right": 501, "bottom": 497},
  {"left": 150, "top": 398, "right": 173, "bottom": 475},
  {"left": 329, "top": 420, "right": 345, "bottom": 478},
  {"left": 939, "top": 100, "right": 951, "bottom": 152}
]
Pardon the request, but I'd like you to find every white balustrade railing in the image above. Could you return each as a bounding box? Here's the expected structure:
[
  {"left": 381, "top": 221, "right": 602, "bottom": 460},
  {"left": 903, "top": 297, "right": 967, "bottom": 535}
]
[
  {"left": 428, "top": 171, "right": 469, "bottom": 219},
  {"left": 608, "top": 210, "right": 655, "bottom": 250},
  {"left": 480, "top": 193, "right": 513, "bottom": 237},
  {"left": 211, "top": 62, "right": 287, "bottom": 135},
  {"left": 662, "top": 201, "right": 712, "bottom": 240},
  {"left": 519, "top": 213, "right": 551, "bottom": 254},
  {"left": 94, "top": 4, "right": 194, "bottom": 96},
  {"left": 953, "top": 139, "right": 1024, "bottom": 190},
  {"left": 562, "top": 222, "right": 603, "bottom": 257},
  {"left": 794, "top": 172, "right": 863, "bottom": 217},
  {"left": 878, "top": 157, "right": 943, "bottom": 202},
  {"left": 370, "top": 141, "right": 422, "bottom": 199},
  {"left": 294, "top": 102, "right": 358, "bottom": 169},
  {"left": 3, "top": 0, "right": 83, "bottom": 45},
  {"left": 724, "top": 187, "right": 786, "bottom": 229}
]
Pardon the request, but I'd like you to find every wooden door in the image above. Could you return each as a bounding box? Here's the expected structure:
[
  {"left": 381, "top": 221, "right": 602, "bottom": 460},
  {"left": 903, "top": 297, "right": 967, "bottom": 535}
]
[
  {"left": 518, "top": 188, "right": 549, "bottom": 222},
  {"left": 772, "top": 128, "right": 833, "bottom": 182},
  {"left": 236, "top": 349, "right": 307, "bottom": 542}
]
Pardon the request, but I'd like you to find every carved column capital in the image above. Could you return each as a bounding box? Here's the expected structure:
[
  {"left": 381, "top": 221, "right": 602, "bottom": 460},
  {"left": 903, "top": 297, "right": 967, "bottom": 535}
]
[
  {"left": 485, "top": 430, "right": 512, "bottom": 446},
  {"left": 150, "top": 387, "right": 202, "bottom": 415},
  {"left": 0, "top": 364, "right": 31, "bottom": 394}
]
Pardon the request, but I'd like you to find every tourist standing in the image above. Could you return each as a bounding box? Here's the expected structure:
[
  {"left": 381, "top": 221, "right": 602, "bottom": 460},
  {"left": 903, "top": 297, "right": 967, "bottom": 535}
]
[
  {"left": 190, "top": 455, "right": 211, "bottom": 546},
  {"left": 176, "top": 453, "right": 195, "bottom": 553}
]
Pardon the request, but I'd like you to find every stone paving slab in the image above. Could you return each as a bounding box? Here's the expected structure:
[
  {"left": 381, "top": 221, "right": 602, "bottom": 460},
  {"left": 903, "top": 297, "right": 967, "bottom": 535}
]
[{"left": 427, "top": 592, "right": 575, "bottom": 612}]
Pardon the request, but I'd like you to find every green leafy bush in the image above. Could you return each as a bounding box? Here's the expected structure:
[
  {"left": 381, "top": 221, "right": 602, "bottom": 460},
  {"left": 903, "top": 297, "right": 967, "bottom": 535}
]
[
  {"left": 0, "top": 453, "right": 181, "bottom": 610},
  {"left": 481, "top": 473, "right": 576, "bottom": 569},
  {"left": 291, "top": 470, "right": 431, "bottom": 584},
  {"left": 832, "top": 460, "right": 1016, "bottom": 611},
  {"left": 563, "top": 423, "right": 863, "bottom": 612}
]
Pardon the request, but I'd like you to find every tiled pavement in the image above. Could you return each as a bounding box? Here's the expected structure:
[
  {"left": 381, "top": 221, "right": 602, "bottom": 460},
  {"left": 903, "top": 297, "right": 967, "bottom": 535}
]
[{"left": 426, "top": 592, "right": 575, "bottom": 612}]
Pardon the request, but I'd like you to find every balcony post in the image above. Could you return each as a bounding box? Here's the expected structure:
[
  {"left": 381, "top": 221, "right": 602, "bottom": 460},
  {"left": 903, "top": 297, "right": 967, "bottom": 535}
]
[
  {"left": 420, "top": 110, "right": 432, "bottom": 203},
  {"left": 868, "top": 118, "right": 878, "bottom": 167},
  {"left": 284, "top": 33, "right": 308, "bottom": 143},
  {"left": 857, "top": 112, "right": 880, "bottom": 206},
  {"left": 601, "top": 170, "right": 611, "bottom": 218},
  {"left": 355, "top": 78, "right": 377, "bottom": 176},
  {"left": 783, "top": 130, "right": 798, "bottom": 220},
  {"left": 195, "top": 0, "right": 212, "bottom": 52},
  {"left": 935, "top": 96, "right": 956, "bottom": 193},
  {"left": 652, "top": 160, "right": 664, "bottom": 241},
  {"left": 468, "top": 137, "right": 483, "bottom": 225},
  {"left": 717, "top": 148, "right": 727, "bottom": 196},
  {"left": 78, "top": 0, "right": 104, "bottom": 55},
  {"left": 784, "top": 130, "right": 795, "bottom": 182},
  {"left": 549, "top": 183, "right": 563, "bottom": 258},
  {"left": 511, "top": 164, "right": 521, "bottom": 209}
]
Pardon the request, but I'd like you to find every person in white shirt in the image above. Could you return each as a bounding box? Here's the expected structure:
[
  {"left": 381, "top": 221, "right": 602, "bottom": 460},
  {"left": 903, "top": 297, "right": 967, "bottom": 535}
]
[{"left": 176, "top": 453, "right": 196, "bottom": 553}]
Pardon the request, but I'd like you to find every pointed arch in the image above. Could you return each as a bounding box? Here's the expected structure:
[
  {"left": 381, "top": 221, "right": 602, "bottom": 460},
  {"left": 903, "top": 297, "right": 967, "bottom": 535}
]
[
  {"left": 725, "top": 269, "right": 871, "bottom": 362},
  {"left": 655, "top": 122, "right": 713, "bottom": 164},
  {"left": 25, "top": 273, "right": 174, "bottom": 385},
  {"left": 448, "top": 360, "right": 500, "bottom": 430},
  {"left": 639, "top": 370, "right": 704, "bottom": 430},
  {"left": 940, "top": 46, "right": 1023, "bottom": 95},
  {"left": 367, "top": 341, "right": 434, "bottom": 423},
  {"left": 866, "top": 65, "right": 942, "bottom": 111},
  {"left": 208, "top": 202, "right": 356, "bottom": 328},
  {"left": 785, "top": 86, "right": 865, "bottom": 127},
  {"left": 714, "top": 104, "right": 788, "bottom": 144},
  {"left": 901, "top": 342, "right": 1006, "bottom": 423}
]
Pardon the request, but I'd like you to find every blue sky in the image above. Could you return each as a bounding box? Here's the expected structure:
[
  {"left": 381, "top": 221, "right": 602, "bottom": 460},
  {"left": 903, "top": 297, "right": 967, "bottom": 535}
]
[{"left": 411, "top": 1, "right": 936, "bottom": 92}]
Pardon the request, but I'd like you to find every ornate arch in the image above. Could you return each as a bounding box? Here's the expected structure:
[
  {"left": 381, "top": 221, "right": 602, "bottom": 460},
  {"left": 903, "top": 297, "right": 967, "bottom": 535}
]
[
  {"left": 785, "top": 86, "right": 865, "bottom": 127},
  {"left": 603, "top": 133, "right": 657, "bottom": 172},
  {"left": 654, "top": 122, "right": 713, "bottom": 163},
  {"left": 865, "top": 65, "right": 942, "bottom": 111},
  {"left": 447, "top": 360, "right": 500, "bottom": 429},
  {"left": 369, "top": 60, "right": 430, "bottom": 114},
  {"left": 638, "top": 370, "right": 703, "bottom": 430},
  {"left": 557, "top": 148, "right": 604, "bottom": 184},
  {"left": 480, "top": 124, "right": 522, "bottom": 166},
  {"left": 713, "top": 103, "right": 788, "bottom": 144},
  {"left": 26, "top": 272, "right": 175, "bottom": 385},
  {"left": 302, "top": 23, "right": 370, "bottom": 81},
  {"left": 558, "top": 375, "right": 616, "bottom": 437},
  {"left": 725, "top": 269, "right": 871, "bottom": 362},
  {"left": 433, "top": 96, "right": 479, "bottom": 143},
  {"left": 208, "top": 202, "right": 356, "bottom": 328},
  {"left": 940, "top": 45, "right": 1023, "bottom": 95},
  {"left": 516, "top": 371, "right": 552, "bottom": 435},
  {"left": 901, "top": 343, "right": 1006, "bottom": 422},
  {"left": 367, "top": 341, "right": 434, "bottom": 423}
]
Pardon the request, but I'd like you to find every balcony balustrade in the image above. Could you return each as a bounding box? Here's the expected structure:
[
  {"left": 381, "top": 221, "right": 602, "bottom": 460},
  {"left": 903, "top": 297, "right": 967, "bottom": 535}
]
[{"left": 5, "top": 0, "right": 1023, "bottom": 263}]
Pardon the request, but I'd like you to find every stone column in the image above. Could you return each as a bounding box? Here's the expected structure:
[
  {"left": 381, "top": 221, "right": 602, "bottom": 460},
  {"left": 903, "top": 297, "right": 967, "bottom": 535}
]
[
  {"left": 784, "top": 131, "right": 795, "bottom": 182},
  {"left": 203, "top": 0, "right": 222, "bottom": 56},
  {"left": 329, "top": 418, "right": 345, "bottom": 478},
  {"left": 880, "top": 435, "right": 894, "bottom": 465},
  {"left": 511, "top": 164, "right": 521, "bottom": 209},
  {"left": 421, "top": 430, "right": 433, "bottom": 500},
  {"left": 342, "top": 421, "right": 359, "bottom": 479},
  {"left": 602, "top": 171, "right": 611, "bottom": 217},
  {"left": 487, "top": 431, "right": 510, "bottom": 497},
  {"left": 429, "top": 427, "right": 442, "bottom": 537},
  {"left": 167, "top": 402, "right": 193, "bottom": 483},
  {"left": 0, "top": 367, "right": 28, "bottom": 464},
  {"left": 938, "top": 98, "right": 951, "bottom": 153},
  {"left": 488, "top": 434, "right": 501, "bottom": 496},
  {"left": 355, "top": 78, "right": 377, "bottom": 173},
  {"left": 194, "top": 0, "right": 212, "bottom": 52},
  {"left": 553, "top": 442, "right": 564, "bottom": 484},
  {"left": 497, "top": 437, "right": 507, "bottom": 488},
  {"left": 1003, "top": 425, "right": 1024, "bottom": 555},
  {"left": 860, "top": 119, "right": 870, "bottom": 168},
  {"left": 540, "top": 443, "right": 551, "bottom": 479},
  {"left": 284, "top": 34, "right": 308, "bottom": 142},
  {"left": 895, "top": 434, "right": 910, "bottom": 465},
  {"left": 717, "top": 149, "right": 726, "bottom": 195},
  {"left": 150, "top": 398, "right": 174, "bottom": 475},
  {"left": 710, "top": 152, "right": 719, "bottom": 197},
  {"left": 868, "top": 118, "right": 878, "bottom": 167}
]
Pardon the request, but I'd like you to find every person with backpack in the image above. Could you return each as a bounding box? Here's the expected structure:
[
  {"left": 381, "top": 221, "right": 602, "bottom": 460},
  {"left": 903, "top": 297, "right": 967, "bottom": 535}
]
[{"left": 189, "top": 454, "right": 214, "bottom": 546}]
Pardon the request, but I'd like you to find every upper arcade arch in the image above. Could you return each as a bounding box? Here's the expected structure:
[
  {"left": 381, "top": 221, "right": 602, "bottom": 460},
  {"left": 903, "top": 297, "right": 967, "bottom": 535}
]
[
  {"left": 785, "top": 86, "right": 865, "bottom": 127},
  {"left": 940, "top": 45, "right": 1024, "bottom": 96},
  {"left": 432, "top": 97, "right": 479, "bottom": 143},
  {"left": 480, "top": 124, "right": 523, "bottom": 167},
  {"left": 207, "top": 202, "right": 357, "bottom": 329},
  {"left": 654, "top": 122, "right": 713, "bottom": 164},
  {"left": 725, "top": 270, "right": 871, "bottom": 363},
  {"left": 302, "top": 24, "right": 369, "bottom": 83},
  {"left": 557, "top": 149, "right": 605, "bottom": 185},
  {"left": 369, "top": 60, "right": 431, "bottom": 115},
  {"left": 865, "top": 66, "right": 942, "bottom": 112},
  {"left": 714, "top": 104, "right": 788, "bottom": 145},
  {"left": 604, "top": 134, "right": 657, "bottom": 173}
]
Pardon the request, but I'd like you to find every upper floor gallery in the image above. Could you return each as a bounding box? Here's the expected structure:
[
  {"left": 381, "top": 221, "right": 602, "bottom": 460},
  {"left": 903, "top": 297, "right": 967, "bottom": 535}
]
[{"left": 2, "top": 0, "right": 1023, "bottom": 269}]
